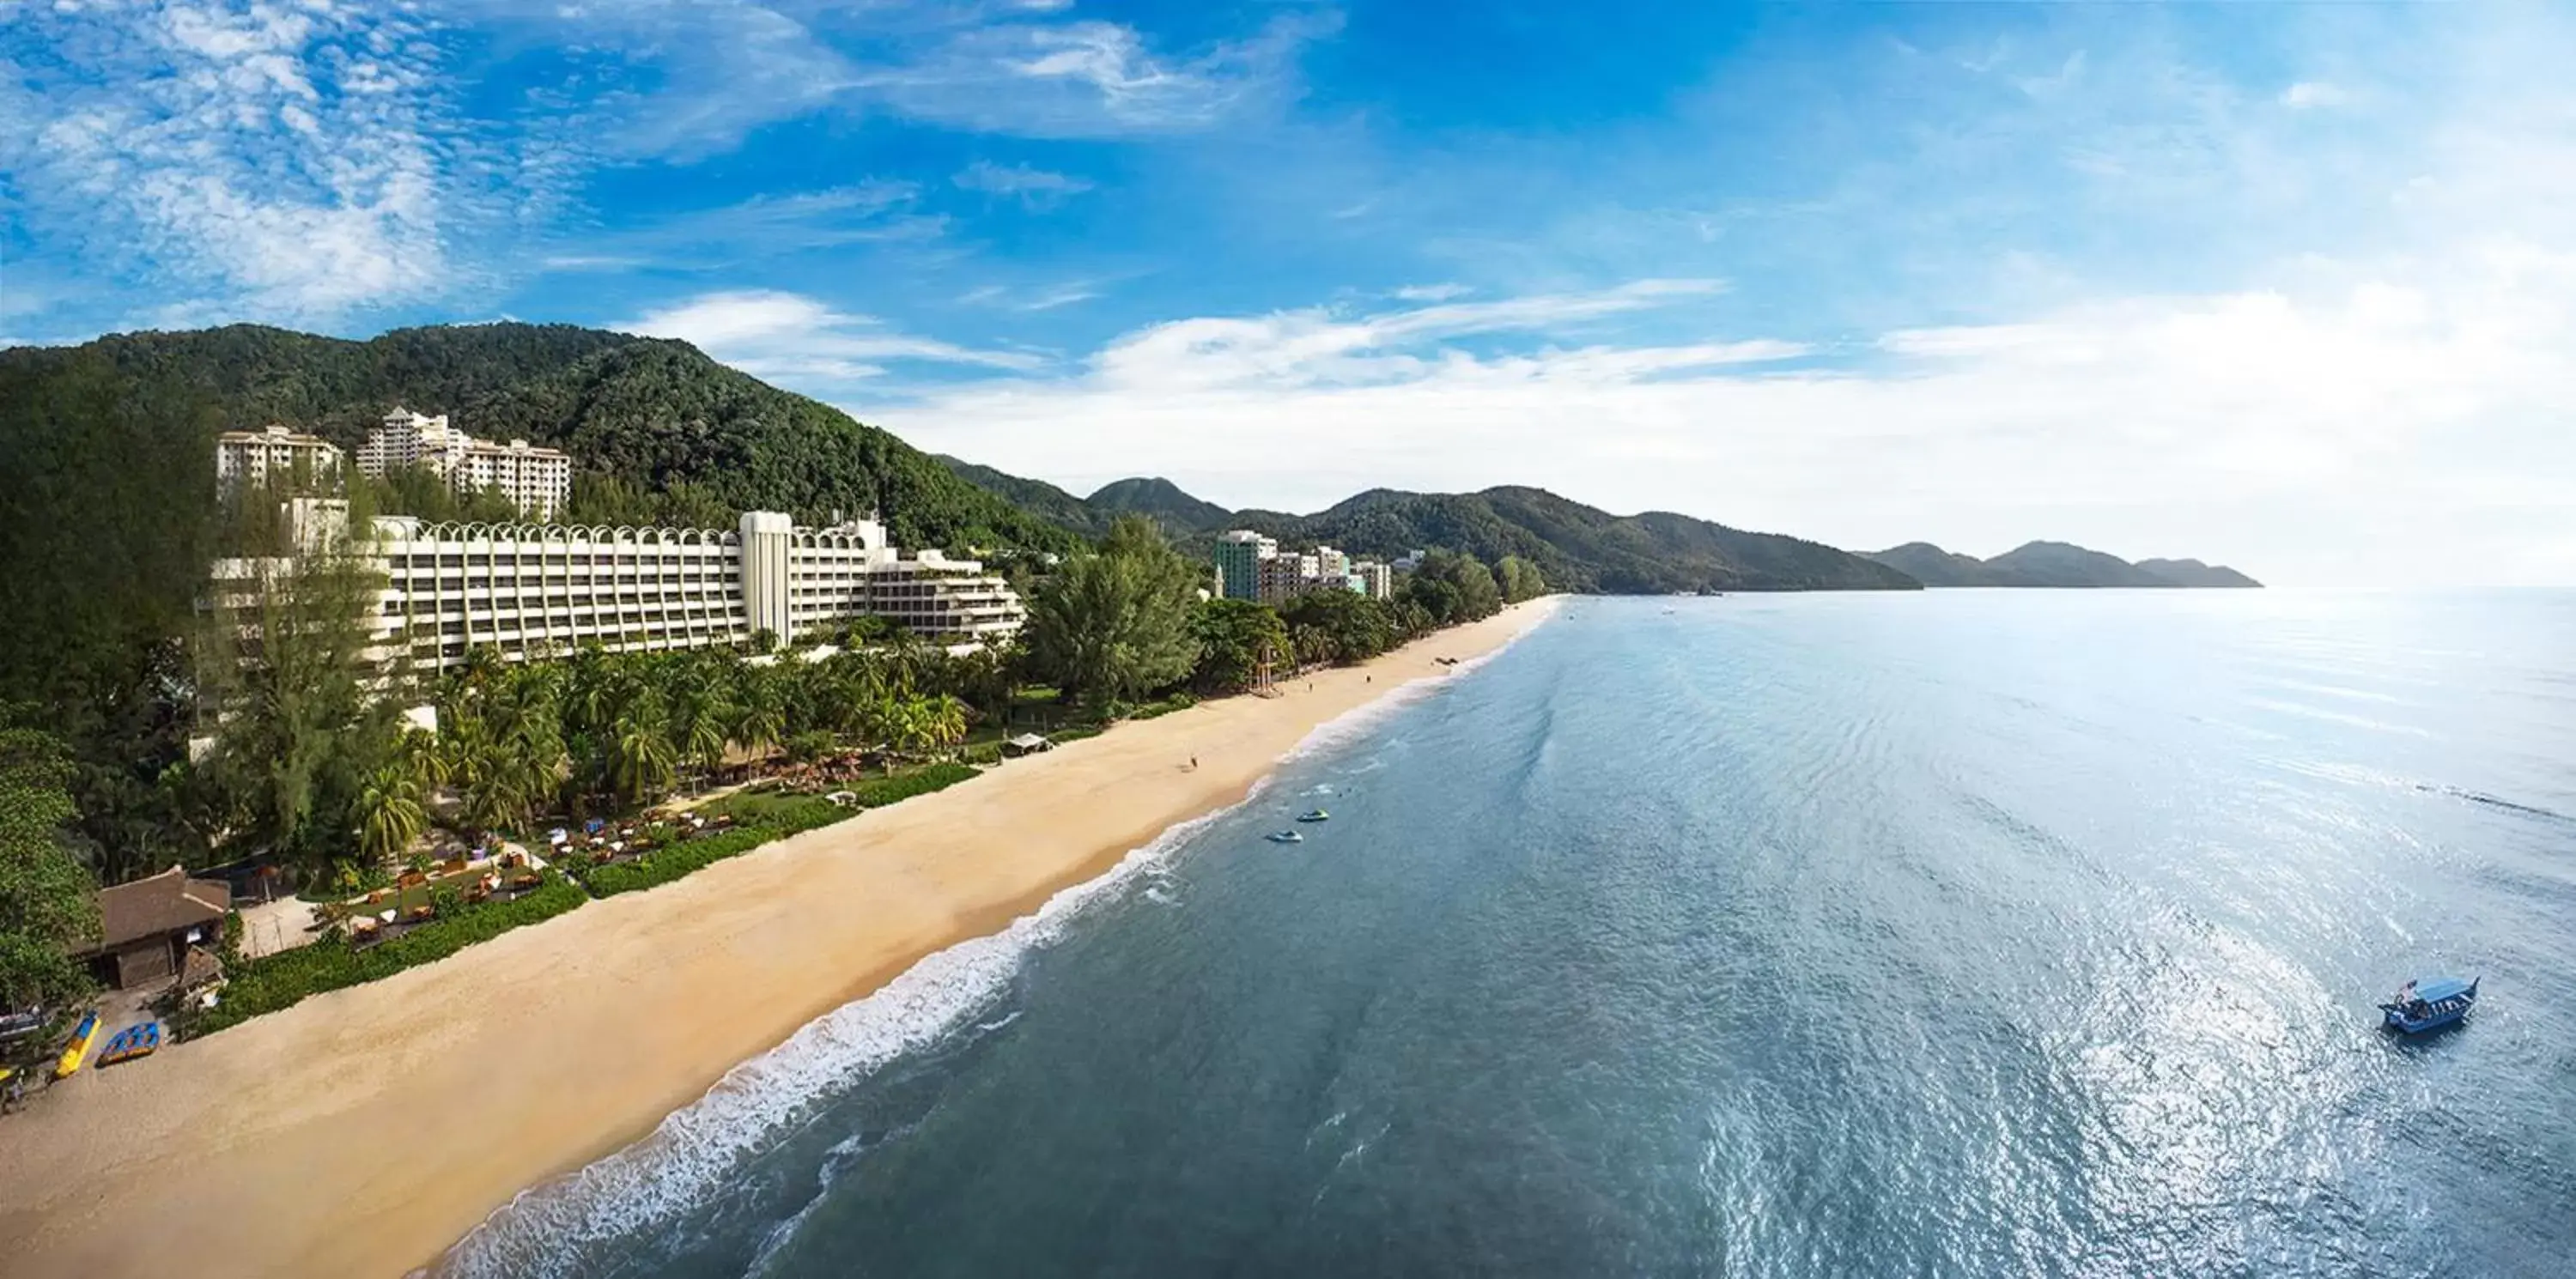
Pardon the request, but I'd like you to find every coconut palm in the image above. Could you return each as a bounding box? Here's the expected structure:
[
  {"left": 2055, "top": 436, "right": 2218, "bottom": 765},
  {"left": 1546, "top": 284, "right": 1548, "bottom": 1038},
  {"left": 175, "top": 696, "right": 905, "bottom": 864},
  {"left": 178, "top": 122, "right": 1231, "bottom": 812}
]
[
  {"left": 608, "top": 698, "right": 677, "bottom": 805},
  {"left": 355, "top": 763, "right": 428, "bottom": 864},
  {"left": 919, "top": 694, "right": 969, "bottom": 757},
  {"left": 729, "top": 666, "right": 788, "bottom": 771}
]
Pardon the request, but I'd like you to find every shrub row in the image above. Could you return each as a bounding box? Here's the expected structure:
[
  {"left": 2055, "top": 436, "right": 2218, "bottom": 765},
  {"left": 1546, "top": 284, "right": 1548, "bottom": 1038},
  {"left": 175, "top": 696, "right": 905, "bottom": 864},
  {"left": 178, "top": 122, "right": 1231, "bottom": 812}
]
[
  {"left": 580, "top": 827, "right": 772, "bottom": 897},
  {"left": 577, "top": 764, "right": 980, "bottom": 898},
  {"left": 189, "top": 873, "right": 588, "bottom": 1036},
  {"left": 1127, "top": 693, "right": 1199, "bottom": 721}
]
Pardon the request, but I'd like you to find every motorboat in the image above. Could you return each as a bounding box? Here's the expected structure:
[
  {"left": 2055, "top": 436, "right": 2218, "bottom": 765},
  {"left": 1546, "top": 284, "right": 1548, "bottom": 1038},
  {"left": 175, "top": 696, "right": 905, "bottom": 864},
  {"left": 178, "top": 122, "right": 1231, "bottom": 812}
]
[
  {"left": 1265, "top": 830, "right": 1304, "bottom": 844},
  {"left": 1297, "top": 809, "right": 1330, "bottom": 823},
  {"left": 2381, "top": 975, "right": 2478, "bottom": 1034}
]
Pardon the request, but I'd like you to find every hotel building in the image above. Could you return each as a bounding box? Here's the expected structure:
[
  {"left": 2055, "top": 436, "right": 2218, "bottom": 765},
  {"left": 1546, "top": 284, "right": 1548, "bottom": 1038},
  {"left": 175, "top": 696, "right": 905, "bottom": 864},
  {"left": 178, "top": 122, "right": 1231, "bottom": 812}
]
[
  {"left": 1212, "top": 530, "right": 1277, "bottom": 601},
  {"left": 357, "top": 408, "right": 574, "bottom": 519},
  {"left": 239, "top": 502, "right": 1024, "bottom": 671},
  {"left": 216, "top": 426, "right": 343, "bottom": 494},
  {"left": 1215, "top": 528, "right": 1388, "bottom": 605}
]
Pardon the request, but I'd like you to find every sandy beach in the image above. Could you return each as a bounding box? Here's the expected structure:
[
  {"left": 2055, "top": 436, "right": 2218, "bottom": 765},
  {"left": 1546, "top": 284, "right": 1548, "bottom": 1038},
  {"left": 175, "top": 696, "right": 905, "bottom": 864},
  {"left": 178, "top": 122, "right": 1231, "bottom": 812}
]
[{"left": 0, "top": 598, "right": 1560, "bottom": 1278}]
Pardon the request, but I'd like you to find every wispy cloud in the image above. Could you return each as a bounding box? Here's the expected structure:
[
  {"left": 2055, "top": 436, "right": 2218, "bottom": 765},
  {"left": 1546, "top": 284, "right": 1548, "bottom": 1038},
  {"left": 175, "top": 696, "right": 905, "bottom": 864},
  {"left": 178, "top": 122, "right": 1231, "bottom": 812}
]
[
  {"left": 2280, "top": 81, "right": 2350, "bottom": 110},
  {"left": 953, "top": 161, "right": 1095, "bottom": 209},
  {"left": 534, "top": 183, "right": 936, "bottom": 274},
  {"left": 625, "top": 289, "right": 1043, "bottom": 387},
  {"left": 893, "top": 259, "right": 2576, "bottom": 586},
  {"left": 858, "top": 12, "right": 1332, "bottom": 138},
  {"left": 0, "top": 0, "right": 502, "bottom": 321},
  {"left": 1394, "top": 283, "right": 1473, "bottom": 302}
]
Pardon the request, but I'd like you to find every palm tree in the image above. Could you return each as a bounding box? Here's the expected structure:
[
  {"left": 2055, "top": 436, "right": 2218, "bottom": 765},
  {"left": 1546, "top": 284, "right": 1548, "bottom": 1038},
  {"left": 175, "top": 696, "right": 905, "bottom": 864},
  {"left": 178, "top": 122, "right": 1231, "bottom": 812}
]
[
  {"left": 609, "top": 700, "right": 677, "bottom": 806},
  {"left": 355, "top": 763, "right": 428, "bottom": 865},
  {"left": 729, "top": 667, "right": 788, "bottom": 773},
  {"left": 920, "top": 694, "right": 969, "bottom": 757}
]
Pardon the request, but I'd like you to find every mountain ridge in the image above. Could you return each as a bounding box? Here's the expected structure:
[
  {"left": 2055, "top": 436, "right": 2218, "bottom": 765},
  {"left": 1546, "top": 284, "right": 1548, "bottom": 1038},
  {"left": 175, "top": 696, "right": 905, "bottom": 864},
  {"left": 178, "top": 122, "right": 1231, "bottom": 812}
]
[{"left": 1862, "top": 539, "right": 2262, "bottom": 588}]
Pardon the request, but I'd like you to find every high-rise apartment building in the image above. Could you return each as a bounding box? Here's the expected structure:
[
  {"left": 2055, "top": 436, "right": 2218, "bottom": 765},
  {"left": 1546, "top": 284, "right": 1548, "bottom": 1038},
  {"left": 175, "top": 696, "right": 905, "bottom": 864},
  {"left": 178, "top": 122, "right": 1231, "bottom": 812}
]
[
  {"left": 1213, "top": 530, "right": 1277, "bottom": 601},
  {"left": 216, "top": 425, "right": 343, "bottom": 494},
  {"left": 357, "top": 407, "right": 573, "bottom": 519}
]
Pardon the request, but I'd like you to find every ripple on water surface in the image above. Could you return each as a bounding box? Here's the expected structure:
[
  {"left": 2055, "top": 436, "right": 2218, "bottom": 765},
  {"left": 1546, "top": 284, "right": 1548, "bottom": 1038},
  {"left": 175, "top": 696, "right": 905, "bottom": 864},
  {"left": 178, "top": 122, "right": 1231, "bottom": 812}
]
[{"left": 440, "top": 591, "right": 2576, "bottom": 1279}]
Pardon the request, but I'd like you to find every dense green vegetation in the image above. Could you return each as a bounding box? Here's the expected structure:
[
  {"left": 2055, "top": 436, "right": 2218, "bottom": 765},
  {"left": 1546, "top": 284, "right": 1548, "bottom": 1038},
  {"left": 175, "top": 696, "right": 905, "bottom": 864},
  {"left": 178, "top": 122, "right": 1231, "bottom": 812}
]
[
  {"left": 1084, "top": 476, "right": 1234, "bottom": 533},
  {"left": 939, "top": 456, "right": 1920, "bottom": 594},
  {"left": 181, "top": 872, "right": 589, "bottom": 1036},
  {"left": 1187, "top": 599, "right": 1293, "bottom": 694},
  {"left": 1260, "top": 487, "right": 1918, "bottom": 594},
  {"left": 1022, "top": 516, "right": 1206, "bottom": 710},
  {"left": 578, "top": 764, "right": 978, "bottom": 897},
  {"left": 0, "top": 712, "right": 102, "bottom": 1012}
]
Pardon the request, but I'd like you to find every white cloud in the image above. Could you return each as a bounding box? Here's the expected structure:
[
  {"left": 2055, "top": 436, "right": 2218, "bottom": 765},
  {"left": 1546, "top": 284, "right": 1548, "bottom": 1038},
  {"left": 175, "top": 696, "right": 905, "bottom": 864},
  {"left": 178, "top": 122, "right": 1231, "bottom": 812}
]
[
  {"left": 1394, "top": 283, "right": 1473, "bottom": 302},
  {"left": 953, "top": 161, "right": 1095, "bottom": 208},
  {"left": 884, "top": 264, "right": 2576, "bottom": 587},
  {"left": 1, "top": 0, "right": 486, "bottom": 320},
  {"left": 859, "top": 11, "right": 1329, "bottom": 138},
  {"left": 535, "top": 184, "right": 938, "bottom": 274},
  {"left": 624, "top": 289, "right": 1043, "bottom": 386},
  {"left": 2281, "top": 81, "right": 2351, "bottom": 110}
]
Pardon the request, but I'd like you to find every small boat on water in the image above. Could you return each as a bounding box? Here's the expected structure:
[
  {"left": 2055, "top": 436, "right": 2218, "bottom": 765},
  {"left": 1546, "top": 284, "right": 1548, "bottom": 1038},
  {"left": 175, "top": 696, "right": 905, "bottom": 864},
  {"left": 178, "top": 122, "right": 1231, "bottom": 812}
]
[
  {"left": 2381, "top": 975, "right": 2479, "bottom": 1034},
  {"left": 1297, "top": 809, "right": 1330, "bottom": 823},
  {"left": 1265, "top": 830, "right": 1304, "bottom": 844},
  {"left": 98, "top": 1021, "right": 162, "bottom": 1067}
]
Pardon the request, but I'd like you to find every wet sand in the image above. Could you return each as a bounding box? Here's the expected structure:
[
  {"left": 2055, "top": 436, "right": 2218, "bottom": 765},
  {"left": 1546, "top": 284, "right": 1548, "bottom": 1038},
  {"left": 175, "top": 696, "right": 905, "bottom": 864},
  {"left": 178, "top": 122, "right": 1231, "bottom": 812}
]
[{"left": 0, "top": 598, "right": 1560, "bottom": 1278}]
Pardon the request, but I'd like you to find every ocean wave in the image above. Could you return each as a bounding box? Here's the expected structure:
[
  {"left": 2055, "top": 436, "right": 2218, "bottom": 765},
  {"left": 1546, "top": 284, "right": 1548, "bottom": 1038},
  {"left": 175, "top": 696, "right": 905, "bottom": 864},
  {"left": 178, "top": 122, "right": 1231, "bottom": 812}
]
[{"left": 428, "top": 795, "right": 1260, "bottom": 1279}]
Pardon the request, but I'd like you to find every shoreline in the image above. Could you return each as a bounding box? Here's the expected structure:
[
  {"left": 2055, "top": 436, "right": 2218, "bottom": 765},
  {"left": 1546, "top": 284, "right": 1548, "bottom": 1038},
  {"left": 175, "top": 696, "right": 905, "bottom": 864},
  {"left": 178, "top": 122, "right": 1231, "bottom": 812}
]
[{"left": 0, "top": 597, "right": 1563, "bottom": 1279}]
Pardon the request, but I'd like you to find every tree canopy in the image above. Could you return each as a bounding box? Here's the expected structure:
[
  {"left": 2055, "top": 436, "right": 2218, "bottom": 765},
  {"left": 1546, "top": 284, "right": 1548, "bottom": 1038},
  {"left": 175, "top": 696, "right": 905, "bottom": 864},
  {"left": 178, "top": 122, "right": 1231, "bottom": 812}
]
[
  {"left": 1024, "top": 516, "right": 1202, "bottom": 708},
  {"left": 0, "top": 711, "right": 102, "bottom": 1012}
]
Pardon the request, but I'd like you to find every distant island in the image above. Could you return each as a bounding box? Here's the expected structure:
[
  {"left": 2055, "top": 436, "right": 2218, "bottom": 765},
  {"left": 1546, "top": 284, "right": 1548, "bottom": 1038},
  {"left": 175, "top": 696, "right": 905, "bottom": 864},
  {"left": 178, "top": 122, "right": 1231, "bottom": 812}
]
[{"left": 1862, "top": 541, "right": 2262, "bottom": 589}]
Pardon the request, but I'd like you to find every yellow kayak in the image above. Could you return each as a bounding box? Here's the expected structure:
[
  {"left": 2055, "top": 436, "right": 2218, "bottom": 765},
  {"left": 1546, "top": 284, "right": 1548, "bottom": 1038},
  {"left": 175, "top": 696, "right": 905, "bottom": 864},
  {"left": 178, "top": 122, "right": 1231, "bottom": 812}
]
[{"left": 54, "top": 1010, "right": 102, "bottom": 1079}]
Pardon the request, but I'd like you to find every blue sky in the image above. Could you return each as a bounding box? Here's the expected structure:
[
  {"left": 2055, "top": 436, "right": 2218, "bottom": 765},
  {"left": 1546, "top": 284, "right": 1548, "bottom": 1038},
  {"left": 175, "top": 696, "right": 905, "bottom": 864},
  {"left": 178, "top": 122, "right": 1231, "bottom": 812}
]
[{"left": 4, "top": 1, "right": 2572, "bottom": 585}]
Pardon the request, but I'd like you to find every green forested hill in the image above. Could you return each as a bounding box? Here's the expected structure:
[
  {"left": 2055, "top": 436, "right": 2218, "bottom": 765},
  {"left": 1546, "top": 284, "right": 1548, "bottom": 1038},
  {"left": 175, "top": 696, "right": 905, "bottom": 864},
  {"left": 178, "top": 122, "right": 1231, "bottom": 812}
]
[
  {"left": 1, "top": 323, "right": 1082, "bottom": 553},
  {"left": 1256, "top": 486, "right": 1920, "bottom": 593},
  {"left": 1084, "top": 476, "right": 1234, "bottom": 534},
  {"left": 931, "top": 455, "right": 1107, "bottom": 536},
  {"left": 937, "top": 459, "right": 1921, "bottom": 594}
]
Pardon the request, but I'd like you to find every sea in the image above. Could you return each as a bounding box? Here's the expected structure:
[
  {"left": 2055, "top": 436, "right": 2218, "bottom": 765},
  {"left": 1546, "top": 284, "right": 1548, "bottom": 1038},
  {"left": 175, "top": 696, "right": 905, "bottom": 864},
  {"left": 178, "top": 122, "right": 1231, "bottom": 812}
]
[{"left": 436, "top": 590, "right": 2576, "bottom": 1279}]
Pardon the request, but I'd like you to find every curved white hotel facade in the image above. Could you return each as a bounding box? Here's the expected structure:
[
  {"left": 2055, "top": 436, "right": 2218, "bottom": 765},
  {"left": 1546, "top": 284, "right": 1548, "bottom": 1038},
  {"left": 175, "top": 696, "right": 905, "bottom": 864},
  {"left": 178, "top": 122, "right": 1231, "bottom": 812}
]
[{"left": 362, "top": 508, "right": 1024, "bottom": 670}]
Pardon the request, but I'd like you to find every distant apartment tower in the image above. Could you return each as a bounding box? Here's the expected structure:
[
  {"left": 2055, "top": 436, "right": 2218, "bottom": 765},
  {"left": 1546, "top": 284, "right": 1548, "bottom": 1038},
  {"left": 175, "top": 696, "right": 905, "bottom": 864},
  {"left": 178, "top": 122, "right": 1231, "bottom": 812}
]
[
  {"left": 357, "top": 407, "right": 573, "bottom": 519},
  {"left": 1352, "top": 561, "right": 1392, "bottom": 600},
  {"left": 216, "top": 425, "right": 343, "bottom": 494},
  {"left": 1213, "top": 530, "right": 1277, "bottom": 601}
]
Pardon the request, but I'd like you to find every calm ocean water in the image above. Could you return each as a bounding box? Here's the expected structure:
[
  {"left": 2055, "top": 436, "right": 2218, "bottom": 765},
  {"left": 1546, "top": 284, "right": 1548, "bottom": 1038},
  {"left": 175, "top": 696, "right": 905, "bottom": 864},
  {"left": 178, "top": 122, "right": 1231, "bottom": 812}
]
[{"left": 441, "top": 591, "right": 2576, "bottom": 1279}]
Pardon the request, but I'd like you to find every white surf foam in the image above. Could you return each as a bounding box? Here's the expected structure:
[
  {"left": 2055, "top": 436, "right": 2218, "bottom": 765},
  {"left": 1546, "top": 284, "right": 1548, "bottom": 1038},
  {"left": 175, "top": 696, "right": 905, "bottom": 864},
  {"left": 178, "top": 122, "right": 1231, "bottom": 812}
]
[{"left": 433, "top": 796, "right": 1252, "bottom": 1279}]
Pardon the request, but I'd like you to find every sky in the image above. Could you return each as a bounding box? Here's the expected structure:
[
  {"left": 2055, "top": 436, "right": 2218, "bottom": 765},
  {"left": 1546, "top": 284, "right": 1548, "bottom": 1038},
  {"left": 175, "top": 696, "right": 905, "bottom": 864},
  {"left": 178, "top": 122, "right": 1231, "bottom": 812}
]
[{"left": 3, "top": 1, "right": 2572, "bottom": 585}]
